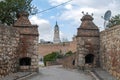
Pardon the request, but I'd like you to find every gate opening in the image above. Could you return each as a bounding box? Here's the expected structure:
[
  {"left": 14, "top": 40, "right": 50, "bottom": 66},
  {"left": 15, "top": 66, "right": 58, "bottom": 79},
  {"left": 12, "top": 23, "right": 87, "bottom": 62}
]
[
  {"left": 85, "top": 54, "right": 94, "bottom": 64},
  {"left": 19, "top": 57, "right": 31, "bottom": 66}
]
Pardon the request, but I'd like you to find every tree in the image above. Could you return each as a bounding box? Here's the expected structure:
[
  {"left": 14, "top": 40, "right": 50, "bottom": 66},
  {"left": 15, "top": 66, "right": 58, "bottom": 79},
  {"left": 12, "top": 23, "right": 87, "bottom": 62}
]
[
  {"left": 0, "top": 0, "right": 38, "bottom": 25},
  {"left": 107, "top": 14, "right": 120, "bottom": 28}
]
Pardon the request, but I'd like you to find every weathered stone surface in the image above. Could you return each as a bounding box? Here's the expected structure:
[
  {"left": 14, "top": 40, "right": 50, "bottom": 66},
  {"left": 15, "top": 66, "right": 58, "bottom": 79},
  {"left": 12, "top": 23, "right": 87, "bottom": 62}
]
[
  {"left": 13, "top": 12, "right": 39, "bottom": 72},
  {"left": 0, "top": 24, "right": 20, "bottom": 77},
  {"left": 76, "top": 14, "right": 100, "bottom": 68},
  {"left": 62, "top": 53, "right": 77, "bottom": 69},
  {"left": 100, "top": 25, "right": 120, "bottom": 80},
  {"left": 0, "top": 12, "right": 39, "bottom": 77}
]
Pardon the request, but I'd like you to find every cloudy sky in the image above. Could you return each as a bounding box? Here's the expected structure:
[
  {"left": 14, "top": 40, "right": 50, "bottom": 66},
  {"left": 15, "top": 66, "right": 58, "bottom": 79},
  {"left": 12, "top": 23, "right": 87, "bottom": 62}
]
[{"left": 30, "top": 0, "right": 120, "bottom": 42}]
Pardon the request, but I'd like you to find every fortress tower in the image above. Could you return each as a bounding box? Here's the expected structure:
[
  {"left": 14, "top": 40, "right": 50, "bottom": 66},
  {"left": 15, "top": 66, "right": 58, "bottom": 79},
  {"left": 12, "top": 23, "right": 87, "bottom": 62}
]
[
  {"left": 14, "top": 12, "right": 39, "bottom": 72},
  {"left": 76, "top": 13, "right": 100, "bottom": 68},
  {"left": 53, "top": 21, "right": 61, "bottom": 43}
]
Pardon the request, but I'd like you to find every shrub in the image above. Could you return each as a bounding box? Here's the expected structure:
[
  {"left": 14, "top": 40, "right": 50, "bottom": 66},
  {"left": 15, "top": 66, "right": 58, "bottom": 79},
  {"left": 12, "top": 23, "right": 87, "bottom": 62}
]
[
  {"left": 64, "top": 51, "right": 73, "bottom": 56},
  {"left": 43, "top": 52, "right": 63, "bottom": 66}
]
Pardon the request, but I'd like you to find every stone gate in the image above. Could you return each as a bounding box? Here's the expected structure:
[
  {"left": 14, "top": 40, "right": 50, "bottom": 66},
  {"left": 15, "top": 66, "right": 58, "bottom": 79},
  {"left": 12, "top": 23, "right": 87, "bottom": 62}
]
[
  {"left": 13, "top": 12, "right": 39, "bottom": 72},
  {"left": 76, "top": 14, "right": 100, "bottom": 69}
]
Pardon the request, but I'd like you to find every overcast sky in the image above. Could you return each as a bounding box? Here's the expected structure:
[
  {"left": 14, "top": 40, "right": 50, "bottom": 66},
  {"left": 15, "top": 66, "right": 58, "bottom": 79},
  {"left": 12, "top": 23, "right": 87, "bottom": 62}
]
[{"left": 30, "top": 0, "right": 120, "bottom": 42}]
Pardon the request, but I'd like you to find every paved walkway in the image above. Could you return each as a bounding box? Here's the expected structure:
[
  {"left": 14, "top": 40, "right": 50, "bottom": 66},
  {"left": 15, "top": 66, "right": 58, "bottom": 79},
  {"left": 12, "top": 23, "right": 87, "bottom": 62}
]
[
  {"left": 92, "top": 68, "right": 117, "bottom": 80},
  {"left": 0, "top": 72, "right": 36, "bottom": 80},
  {"left": 26, "top": 65, "right": 95, "bottom": 80},
  {"left": 1, "top": 66, "right": 116, "bottom": 80}
]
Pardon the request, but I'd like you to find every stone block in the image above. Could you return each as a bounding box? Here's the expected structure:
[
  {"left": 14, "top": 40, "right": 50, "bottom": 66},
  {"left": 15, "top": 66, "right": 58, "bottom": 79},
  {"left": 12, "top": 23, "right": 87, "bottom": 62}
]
[
  {"left": 32, "top": 59, "right": 36, "bottom": 62},
  {"left": 20, "top": 66, "right": 29, "bottom": 70}
]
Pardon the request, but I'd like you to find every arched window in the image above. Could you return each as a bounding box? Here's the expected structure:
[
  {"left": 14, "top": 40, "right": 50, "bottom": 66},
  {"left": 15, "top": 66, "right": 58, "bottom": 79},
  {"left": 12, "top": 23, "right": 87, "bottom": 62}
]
[
  {"left": 85, "top": 54, "right": 94, "bottom": 64},
  {"left": 19, "top": 57, "right": 31, "bottom": 66}
]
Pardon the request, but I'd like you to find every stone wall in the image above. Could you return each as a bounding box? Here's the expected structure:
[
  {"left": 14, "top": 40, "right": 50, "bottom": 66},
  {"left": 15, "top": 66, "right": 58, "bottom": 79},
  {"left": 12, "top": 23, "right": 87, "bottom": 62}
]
[
  {"left": 0, "top": 12, "right": 39, "bottom": 77},
  {"left": 45, "top": 61, "right": 60, "bottom": 66},
  {"left": 62, "top": 53, "right": 76, "bottom": 69},
  {"left": 38, "top": 43, "right": 69, "bottom": 57},
  {"left": 0, "top": 24, "right": 19, "bottom": 77},
  {"left": 100, "top": 25, "right": 120, "bottom": 80},
  {"left": 38, "top": 39, "right": 77, "bottom": 57}
]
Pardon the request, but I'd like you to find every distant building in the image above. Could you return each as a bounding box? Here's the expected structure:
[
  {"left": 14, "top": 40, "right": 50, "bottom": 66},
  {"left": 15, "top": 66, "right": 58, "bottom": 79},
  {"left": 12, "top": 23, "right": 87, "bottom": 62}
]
[{"left": 53, "top": 21, "right": 61, "bottom": 43}]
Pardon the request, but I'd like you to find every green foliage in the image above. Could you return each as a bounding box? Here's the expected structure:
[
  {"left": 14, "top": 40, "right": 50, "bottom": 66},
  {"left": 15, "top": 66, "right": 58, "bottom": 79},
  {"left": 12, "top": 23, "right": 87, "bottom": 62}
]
[
  {"left": 57, "top": 54, "right": 63, "bottom": 59},
  {"left": 107, "top": 14, "right": 120, "bottom": 28},
  {"left": 64, "top": 51, "right": 73, "bottom": 56},
  {"left": 43, "top": 52, "right": 63, "bottom": 66},
  {"left": 0, "top": 0, "right": 38, "bottom": 25},
  {"left": 43, "top": 51, "right": 74, "bottom": 66}
]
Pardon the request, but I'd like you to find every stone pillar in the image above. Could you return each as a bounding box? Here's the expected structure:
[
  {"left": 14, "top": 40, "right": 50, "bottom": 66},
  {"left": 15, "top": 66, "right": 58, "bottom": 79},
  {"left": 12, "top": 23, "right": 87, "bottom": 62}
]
[
  {"left": 76, "top": 14, "right": 100, "bottom": 69},
  {"left": 13, "top": 11, "right": 39, "bottom": 72}
]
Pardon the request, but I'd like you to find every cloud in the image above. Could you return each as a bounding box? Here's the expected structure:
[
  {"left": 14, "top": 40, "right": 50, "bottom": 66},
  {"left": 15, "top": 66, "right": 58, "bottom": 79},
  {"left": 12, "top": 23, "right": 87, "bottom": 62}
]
[
  {"left": 59, "top": 7, "right": 98, "bottom": 21},
  {"left": 49, "top": 0, "right": 70, "bottom": 6},
  {"left": 64, "top": 4, "right": 73, "bottom": 10},
  {"left": 30, "top": 16, "right": 53, "bottom": 42},
  {"left": 32, "top": 0, "right": 120, "bottom": 41},
  {"left": 59, "top": 31, "right": 68, "bottom": 42},
  {"left": 50, "top": 16, "right": 56, "bottom": 19},
  {"left": 49, "top": 0, "right": 120, "bottom": 30},
  {"left": 30, "top": 16, "right": 66, "bottom": 42}
]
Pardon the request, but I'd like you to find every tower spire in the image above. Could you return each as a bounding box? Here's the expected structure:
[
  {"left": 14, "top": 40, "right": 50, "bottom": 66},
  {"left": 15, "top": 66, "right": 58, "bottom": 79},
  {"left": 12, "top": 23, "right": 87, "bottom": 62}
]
[
  {"left": 56, "top": 21, "right": 57, "bottom": 25},
  {"left": 53, "top": 21, "right": 61, "bottom": 43}
]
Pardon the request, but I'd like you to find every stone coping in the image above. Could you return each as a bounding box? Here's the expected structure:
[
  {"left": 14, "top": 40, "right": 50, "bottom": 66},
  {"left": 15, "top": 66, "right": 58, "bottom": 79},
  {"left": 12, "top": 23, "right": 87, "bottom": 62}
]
[{"left": 100, "top": 25, "right": 120, "bottom": 34}]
